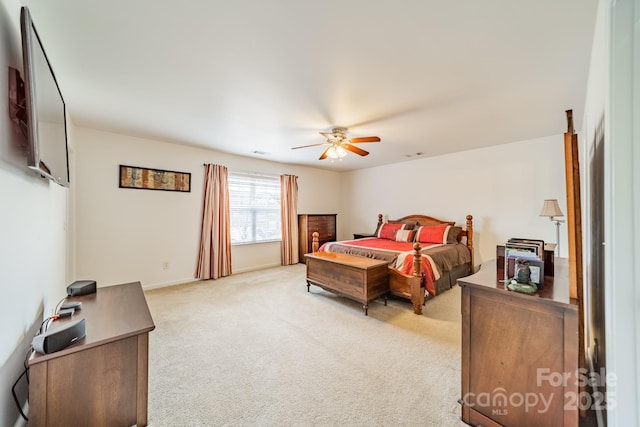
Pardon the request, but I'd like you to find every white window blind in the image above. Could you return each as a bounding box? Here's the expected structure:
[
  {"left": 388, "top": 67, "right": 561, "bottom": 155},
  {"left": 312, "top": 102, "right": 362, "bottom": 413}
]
[{"left": 228, "top": 172, "right": 281, "bottom": 244}]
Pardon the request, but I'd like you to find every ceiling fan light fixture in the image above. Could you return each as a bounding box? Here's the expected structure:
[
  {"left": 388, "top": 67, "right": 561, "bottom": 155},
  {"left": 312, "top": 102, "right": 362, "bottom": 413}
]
[
  {"left": 326, "top": 145, "right": 347, "bottom": 159},
  {"left": 293, "top": 126, "right": 379, "bottom": 161}
]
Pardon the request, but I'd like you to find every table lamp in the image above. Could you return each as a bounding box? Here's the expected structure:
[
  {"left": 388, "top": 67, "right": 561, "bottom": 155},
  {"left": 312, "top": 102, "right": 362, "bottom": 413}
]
[{"left": 539, "top": 199, "right": 564, "bottom": 255}]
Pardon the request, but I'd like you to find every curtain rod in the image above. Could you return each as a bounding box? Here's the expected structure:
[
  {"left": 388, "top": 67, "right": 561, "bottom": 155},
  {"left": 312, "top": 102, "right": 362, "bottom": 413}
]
[{"left": 201, "top": 164, "right": 297, "bottom": 178}]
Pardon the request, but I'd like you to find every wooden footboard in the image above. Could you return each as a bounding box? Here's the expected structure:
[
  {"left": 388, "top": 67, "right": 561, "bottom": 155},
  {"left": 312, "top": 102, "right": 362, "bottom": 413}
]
[{"left": 389, "top": 243, "right": 424, "bottom": 314}]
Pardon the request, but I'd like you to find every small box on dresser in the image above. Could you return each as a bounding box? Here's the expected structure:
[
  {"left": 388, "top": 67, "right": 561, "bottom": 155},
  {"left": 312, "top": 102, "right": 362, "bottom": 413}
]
[{"left": 298, "top": 214, "right": 337, "bottom": 263}]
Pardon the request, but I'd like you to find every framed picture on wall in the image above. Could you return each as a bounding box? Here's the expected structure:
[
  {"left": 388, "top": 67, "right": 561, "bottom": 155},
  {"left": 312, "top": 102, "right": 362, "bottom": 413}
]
[{"left": 119, "top": 165, "right": 191, "bottom": 192}]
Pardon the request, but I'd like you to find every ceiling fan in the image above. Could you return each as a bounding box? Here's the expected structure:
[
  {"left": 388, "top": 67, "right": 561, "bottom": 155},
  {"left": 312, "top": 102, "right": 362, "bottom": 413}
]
[{"left": 291, "top": 127, "right": 381, "bottom": 160}]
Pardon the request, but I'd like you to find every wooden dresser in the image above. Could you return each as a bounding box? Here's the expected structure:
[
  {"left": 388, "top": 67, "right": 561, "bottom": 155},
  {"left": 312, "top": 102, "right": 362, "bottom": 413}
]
[
  {"left": 459, "top": 259, "right": 578, "bottom": 427},
  {"left": 28, "top": 282, "right": 155, "bottom": 427},
  {"left": 298, "top": 214, "right": 336, "bottom": 263}
]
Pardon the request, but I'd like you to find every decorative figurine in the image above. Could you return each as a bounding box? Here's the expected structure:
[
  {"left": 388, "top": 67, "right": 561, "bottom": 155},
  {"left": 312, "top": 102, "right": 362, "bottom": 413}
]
[{"left": 514, "top": 258, "right": 531, "bottom": 284}]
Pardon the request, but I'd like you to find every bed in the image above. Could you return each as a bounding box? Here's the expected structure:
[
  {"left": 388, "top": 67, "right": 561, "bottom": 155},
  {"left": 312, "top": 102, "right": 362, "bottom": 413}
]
[{"left": 311, "top": 214, "right": 474, "bottom": 315}]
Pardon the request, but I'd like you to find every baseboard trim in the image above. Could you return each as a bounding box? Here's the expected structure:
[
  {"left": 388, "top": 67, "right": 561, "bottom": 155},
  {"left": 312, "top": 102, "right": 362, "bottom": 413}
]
[
  {"left": 142, "top": 277, "right": 196, "bottom": 291},
  {"left": 141, "top": 263, "right": 290, "bottom": 291},
  {"left": 233, "top": 262, "right": 282, "bottom": 274}
]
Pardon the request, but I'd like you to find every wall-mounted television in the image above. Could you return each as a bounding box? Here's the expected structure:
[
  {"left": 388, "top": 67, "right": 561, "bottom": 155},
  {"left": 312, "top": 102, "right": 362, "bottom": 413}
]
[{"left": 21, "top": 6, "right": 70, "bottom": 187}]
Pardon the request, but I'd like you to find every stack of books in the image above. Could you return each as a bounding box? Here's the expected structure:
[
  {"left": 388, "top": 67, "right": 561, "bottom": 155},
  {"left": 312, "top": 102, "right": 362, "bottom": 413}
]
[{"left": 504, "top": 238, "right": 545, "bottom": 286}]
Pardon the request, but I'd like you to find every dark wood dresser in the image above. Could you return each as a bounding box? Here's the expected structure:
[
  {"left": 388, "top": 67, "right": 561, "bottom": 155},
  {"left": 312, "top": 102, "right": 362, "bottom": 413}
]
[
  {"left": 298, "top": 214, "right": 336, "bottom": 263},
  {"left": 28, "top": 282, "right": 155, "bottom": 427},
  {"left": 459, "top": 259, "right": 578, "bottom": 427}
]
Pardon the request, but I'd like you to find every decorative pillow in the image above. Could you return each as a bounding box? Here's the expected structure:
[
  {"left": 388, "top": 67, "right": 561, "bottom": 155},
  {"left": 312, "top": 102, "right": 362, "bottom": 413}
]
[
  {"left": 377, "top": 223, "right": 405, "bottom": 240},
  {"left": 415, "top": 224, "right": 451, "bottom": 244},
  {"left": 395, "top": 229, "right": 416, "bottom": 243},
  {"left": 447, "top": 226, "right": 463, "bottom": 244}
]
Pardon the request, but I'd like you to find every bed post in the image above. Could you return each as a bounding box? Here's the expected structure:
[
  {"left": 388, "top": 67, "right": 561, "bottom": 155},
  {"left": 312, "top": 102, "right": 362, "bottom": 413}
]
[
  {"left": 412, "top": 242, "right": 424, "bottom": 315},
  {"left": 312, "top": 231, "right": 319, "bottom": 253},
  {"left": 413, "top": 242, "right": 422, "bottom": 277},
  {"left": 376, "top": 214, "right": 383, "bottom": 235},
  {"left": 466, "top": 214, "right": 474, "bottom": 273}
]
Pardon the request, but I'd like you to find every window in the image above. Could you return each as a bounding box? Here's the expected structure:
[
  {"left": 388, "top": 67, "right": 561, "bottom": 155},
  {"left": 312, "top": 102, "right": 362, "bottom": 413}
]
[{"left": 228, "top": 172, "right": 281, "bottom": 244}]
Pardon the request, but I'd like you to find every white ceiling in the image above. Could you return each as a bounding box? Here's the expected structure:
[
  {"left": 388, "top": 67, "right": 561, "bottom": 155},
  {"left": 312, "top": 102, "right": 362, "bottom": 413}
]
[{"left": 23, "top": 0, "right": 598, "bottom": 171}]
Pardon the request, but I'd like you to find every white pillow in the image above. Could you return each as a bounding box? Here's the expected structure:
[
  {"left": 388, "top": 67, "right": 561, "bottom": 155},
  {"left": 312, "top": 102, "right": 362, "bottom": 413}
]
[{"left": 395, "top": 229, "right": 414, "bottom": 242}]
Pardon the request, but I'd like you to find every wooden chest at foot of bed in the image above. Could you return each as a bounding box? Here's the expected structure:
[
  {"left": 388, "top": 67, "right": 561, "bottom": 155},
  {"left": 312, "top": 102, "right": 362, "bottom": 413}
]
[{"left": 304, "top": 252, "right": 389, "bottom": 315}]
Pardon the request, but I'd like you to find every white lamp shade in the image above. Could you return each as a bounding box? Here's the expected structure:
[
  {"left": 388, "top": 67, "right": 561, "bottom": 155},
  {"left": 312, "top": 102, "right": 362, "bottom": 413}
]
[{"left": 539, "top": 199, "right": 564, "bottom": 218}]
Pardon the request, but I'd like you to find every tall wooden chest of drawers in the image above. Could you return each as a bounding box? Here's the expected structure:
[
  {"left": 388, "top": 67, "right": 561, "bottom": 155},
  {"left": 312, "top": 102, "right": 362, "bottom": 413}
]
[{"left": 298, "top": 214, "right": 337, "bottom": 263}]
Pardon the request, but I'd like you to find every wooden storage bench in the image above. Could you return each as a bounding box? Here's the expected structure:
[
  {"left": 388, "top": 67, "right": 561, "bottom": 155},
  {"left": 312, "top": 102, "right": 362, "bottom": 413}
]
[{"left": 304, "top": 251, "right": 389, "bottom": 315}]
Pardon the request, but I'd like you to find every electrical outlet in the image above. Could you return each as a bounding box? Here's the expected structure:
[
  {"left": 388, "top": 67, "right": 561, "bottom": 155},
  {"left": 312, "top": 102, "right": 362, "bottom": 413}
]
[{"left": 162, "top": 261, "right": 169, "bottom": 270}]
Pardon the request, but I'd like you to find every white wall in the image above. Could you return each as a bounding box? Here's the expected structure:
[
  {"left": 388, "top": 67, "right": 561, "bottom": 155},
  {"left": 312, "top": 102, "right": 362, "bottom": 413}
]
[
  {"left": 340, "top": 135, "right": 568, "bottom": 268},
  {"left": 605, "top": 0, "right": 640, "bottom": 424},
  {"left": 580, "top": 1, "right": 640, "bottom": 425},
  {"left": 0, "top": 0, "right": 71, "bottom": 424},
  {"left": 74, "top": 127, "right": 342, "bottom": 289}
]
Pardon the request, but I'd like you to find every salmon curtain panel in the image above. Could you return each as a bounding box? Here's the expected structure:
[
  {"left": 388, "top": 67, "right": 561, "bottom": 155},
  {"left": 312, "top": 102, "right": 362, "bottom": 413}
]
[
  {"left": 196, "top": 164, "right": 232, "bottom": 279},
  {"left": 280, "top": 174, "right": 299, "bottom": 265}
]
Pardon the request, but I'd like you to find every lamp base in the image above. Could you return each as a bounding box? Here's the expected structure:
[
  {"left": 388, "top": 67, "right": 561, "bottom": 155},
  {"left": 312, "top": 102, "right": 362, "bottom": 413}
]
[{"left": 554, "top": 220, "right": 562, "bottom": 256}]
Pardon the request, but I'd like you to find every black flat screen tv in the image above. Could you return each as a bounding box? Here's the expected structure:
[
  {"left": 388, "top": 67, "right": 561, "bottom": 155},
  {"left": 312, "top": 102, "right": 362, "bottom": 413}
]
[{"left": 21, "top": 6, "right": 70, "bottom": 187}]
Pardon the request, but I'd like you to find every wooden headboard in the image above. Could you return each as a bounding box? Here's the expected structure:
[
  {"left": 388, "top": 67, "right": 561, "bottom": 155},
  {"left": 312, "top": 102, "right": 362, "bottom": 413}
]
[{"left": 377, "top": 213, "right": 474, "bottom": 269}]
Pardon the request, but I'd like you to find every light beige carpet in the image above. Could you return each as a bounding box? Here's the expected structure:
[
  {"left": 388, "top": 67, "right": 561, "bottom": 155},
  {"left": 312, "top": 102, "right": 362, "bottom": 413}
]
[{"left": 144, "top": 264, "right": 466, "bottom": 426}]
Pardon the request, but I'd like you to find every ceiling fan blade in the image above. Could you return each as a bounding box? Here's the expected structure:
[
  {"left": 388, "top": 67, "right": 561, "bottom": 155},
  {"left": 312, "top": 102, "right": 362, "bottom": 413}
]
[
  {"left": 291, "top": 143, "right": 328, "bottom": 150},
  {"left": 343, "top": 143, "right": 369, "bottom": 156},
  {"left": 349, "top": 136, "right": 380, "bottom": 143},
  {"left": 319, "top": 147, "right": 331, "bottom": 160}
]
